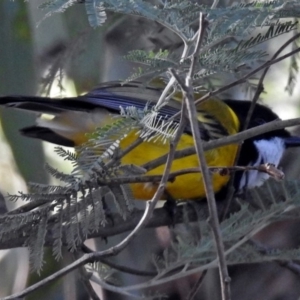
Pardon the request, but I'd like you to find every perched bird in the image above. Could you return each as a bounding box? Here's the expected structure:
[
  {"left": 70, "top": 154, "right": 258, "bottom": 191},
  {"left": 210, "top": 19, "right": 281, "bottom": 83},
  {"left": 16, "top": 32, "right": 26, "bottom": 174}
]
[{"left": 0, "top": 81, "right": 299, "bottom": 200}]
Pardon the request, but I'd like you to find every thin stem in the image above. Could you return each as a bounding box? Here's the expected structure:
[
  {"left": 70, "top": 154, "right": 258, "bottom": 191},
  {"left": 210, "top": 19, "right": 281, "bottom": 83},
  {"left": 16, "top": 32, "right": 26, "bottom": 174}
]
[
  {"left": 0, "top": 203, "right": 216, "bottom": 250},
  {"left": 249, "top": 240, "right": 300, "bottom": 277},
  {"left": 155, "top": 76, "right": 177, "bottom": 109},
  {"left": 186, "top": 270, "right": 208, "bottom": 300},
  {"left": 211, "top": 0, "right": 219, "bottom": 9},
  {"left": 104, "top": 137, "right": 144, "bottom": 169},
  {"left": 195, "top": 46, "right": 300, "bottom": 105},
  {"left": 167, "top": 45, "right": 300, "bottom": 125},
  {"left": 244, "top": 32, "right": 300, "bottom": 134},
  {"left": 221, "top": 82, "right": 263, "bottom": 219},
  {"left": 176, "top": 13, "right": 231, "bottom": 300},
  {"left": 3, "top": 201, "right": 158, "bottom": 300},
  {"left": 180, "top": 40, "right": 190, "bottom": 62},
  {"left": 143, "top": 117, "right": 300, "bottom": 173},
  {"left": 82, "top": 245, "right": 156, "bottom": 276},
  {"left": 75, "top": 255, "right": 101, "bottom": 300},
  {"left": 122, "top": 205, "right": 293, "bottom": 292}
]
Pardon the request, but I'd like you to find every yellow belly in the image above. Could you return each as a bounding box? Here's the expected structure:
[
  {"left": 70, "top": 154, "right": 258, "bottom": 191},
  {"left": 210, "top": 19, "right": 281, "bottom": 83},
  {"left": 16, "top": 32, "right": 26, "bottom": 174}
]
[{"left": 120, "top": 131, "right": 238, "bottom": 200}]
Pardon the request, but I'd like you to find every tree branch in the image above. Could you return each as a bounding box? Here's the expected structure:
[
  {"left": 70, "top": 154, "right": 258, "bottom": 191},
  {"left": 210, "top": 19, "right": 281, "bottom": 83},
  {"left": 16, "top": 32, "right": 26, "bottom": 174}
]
[
  {"left": 143, "top": 117, "right": 300, "bottom": 173},
  {"left": 172, "top": 13, "right": 231, "bottom": 300},
  {"left": 190, "top": 14, "right": 230, "bottom": 300},
  {"left": 195, "top": 46, "right": 300, "bottom": 105}
]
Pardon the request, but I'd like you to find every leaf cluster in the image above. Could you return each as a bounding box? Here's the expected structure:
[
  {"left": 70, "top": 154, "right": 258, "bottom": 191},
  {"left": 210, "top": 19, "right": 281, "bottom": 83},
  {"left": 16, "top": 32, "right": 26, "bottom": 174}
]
[
  {"left": 151, "top": 180, "right": 300, "bottom": 280},
  {"left": 38, "top": 0, "right": 300, "bottom": 91}
]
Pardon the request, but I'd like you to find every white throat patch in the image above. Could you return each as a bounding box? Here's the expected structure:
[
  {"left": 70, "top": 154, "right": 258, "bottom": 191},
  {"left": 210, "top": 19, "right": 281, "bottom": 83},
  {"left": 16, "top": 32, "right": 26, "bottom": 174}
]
[{"left": 238, "top": 137, "right": 285, "bottom": 190}]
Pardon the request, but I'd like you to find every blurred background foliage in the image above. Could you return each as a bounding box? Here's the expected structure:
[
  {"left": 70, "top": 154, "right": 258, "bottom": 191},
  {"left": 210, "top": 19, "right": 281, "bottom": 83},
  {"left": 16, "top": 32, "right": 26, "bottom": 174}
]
[{"left": 1, "top": 0, "right": 300, "bottom": 300}]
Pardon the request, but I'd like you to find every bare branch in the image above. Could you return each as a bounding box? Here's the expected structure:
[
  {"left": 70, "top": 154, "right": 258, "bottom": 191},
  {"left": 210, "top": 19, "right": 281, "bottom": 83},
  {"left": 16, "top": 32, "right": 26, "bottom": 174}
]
[
  {"left": 0, "top": 203, "right": 217, "bottom": 250},
  {"left": 249, "top": 240, "right": 300, "bottom": 277},
  {"left": 244, "top": 32, "right": 300, "bottom": 134},
  {"left": 211, "top": 0, "right": 219, "bottom": 9},
  {"left": 143, "top": 117, "right": 300, "bottom": 172},
  {"left": 174, "top": 13, "right": 231, "bottom": 300},
  {"left": 82, "top": 245, "right": 157, "bottom": 277},
  {"left": 186, "top": 270, "right": 208, "bottom": 300},
  {"left": 195, "top": 46, "right": 300, "bottom": 105},
  {"left": 167, "top": 45, "right": 300, "bottom": 125},
  {"left": 75, "top": 255, "right": 101, "bottom": 300}
]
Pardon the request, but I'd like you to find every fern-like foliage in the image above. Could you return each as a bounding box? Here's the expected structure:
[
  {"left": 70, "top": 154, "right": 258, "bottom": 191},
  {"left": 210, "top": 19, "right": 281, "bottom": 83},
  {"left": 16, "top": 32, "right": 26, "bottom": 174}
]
[
  {"left": 124, "top": 50, "right": 178, "bottom": 83},
  {"left": 37, "top": 0, "right": 300, "bottom": 90},
  {"left": 0, "top": 103, "right": 184, "bottom": 269},
  {"left": 85, "top": 0, "right": 107, "bottom": 27},
  {"left": 151, "top": 179, "right": 300, "bottom": 278},
  {"left": 38, "top": 1, "right": 300, "bottom": 40},
  {"left": 86, "top": 262, "right": 119, "bottom": 286}
]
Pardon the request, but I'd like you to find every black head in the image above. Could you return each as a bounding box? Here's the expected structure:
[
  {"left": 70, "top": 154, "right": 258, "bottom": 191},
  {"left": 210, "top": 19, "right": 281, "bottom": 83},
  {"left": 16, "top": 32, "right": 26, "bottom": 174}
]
[
  {"left": 224, "top": 99, "right": 300, "bottom": 191},
  {"left": 224, "top": 100, "right": 289, "bottom": 139}
]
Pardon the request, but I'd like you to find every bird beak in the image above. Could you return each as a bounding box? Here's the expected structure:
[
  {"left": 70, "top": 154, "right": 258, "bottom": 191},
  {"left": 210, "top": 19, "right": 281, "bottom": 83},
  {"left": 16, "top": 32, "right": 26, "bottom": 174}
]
[{"left": 284, "top": 136, "right": 300, "bottom": 147}]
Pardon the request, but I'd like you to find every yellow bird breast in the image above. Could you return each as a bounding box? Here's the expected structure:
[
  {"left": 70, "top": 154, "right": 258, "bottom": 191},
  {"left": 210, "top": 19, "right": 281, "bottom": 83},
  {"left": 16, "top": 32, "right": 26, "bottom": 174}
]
[
  {"left": 120, "top": 130, "right": 238, "bottom": 200},
  {"left": 117, "top": 98, "right": 240, "bottom": 200}
]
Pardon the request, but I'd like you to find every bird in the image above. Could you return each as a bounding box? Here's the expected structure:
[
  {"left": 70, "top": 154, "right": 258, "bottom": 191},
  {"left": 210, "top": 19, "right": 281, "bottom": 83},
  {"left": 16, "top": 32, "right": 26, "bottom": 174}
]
[{"left": 0, "top": 81, "right": 299, "bottom": 200}]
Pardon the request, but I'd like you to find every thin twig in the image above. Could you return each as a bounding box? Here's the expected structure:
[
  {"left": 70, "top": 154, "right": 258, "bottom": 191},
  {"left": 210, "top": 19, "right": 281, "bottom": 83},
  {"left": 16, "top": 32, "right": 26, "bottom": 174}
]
[
  {"left": 194, "top": 46, "right": 300, "bottom": 105},
  {"left": 104, "top": 137, "right": 144, "bottom": 169},
  {"left": 122, "top": 204, "right": 295, "bottom": 292},
  {"left": 186, "top": 270, "right": 207, "bottom": 300},
  {"left": 0, "top": 191, "right": 8, "bottom": 215},
  {"left": 143, "top": 117, "right": 300, "bottom": 173},
  {"left": 278, "top": 260, "right": 300, "bottom": 276},
  {"left": 199, "top": 35, "right": 235, "bottom": 55},
  {"left": 210, "top": 163, "right": 285, "bottom": 181},
  {"left": 82, "top": 245, "right": 156, "bottom": 276},
  {"left": 188, "top": 15, "right": 207, "bottom": 77},
  {"left": 161, "top": 163, "right": 284, "bottom": 182},
  {"left": 2, "top": 201, "right": 159, "bottom": 299},
  {"left": 249, "top": 240, "right": 300, "bottom": 277},
  {"left": 155, "top": 76, "right": 177, "bottom": 108},
  {"left": 222, "top": 82, "right": 264, "bottom": 218},
  {"left": 85, "top": 162, "right": 285, "bottom": 191},
  {"left": 221, "top": 39, "right": 291, "bottom": 215},
  {"left": 75, "top": 256, "right": 101, "bottom": 300},
  {"left": 243, "top": 32, "right": 300, "bottom": 137},
  {"left": 0, "top": 203, "right": 219, "bottom": 250},
  {"left": 96, "top": 258, "right": 157, "bottom": 277},
  {"left": 211, "top": 0, "right": 219, "bottom": 9},
  {"left": 167, "top": 45, "right": 300, "bottom": 125},
  {"left": 174, "top": 13, "right": 231, "bottom": 300},
  {"left": 88, "top": 273, "right": 142, "bottom": 299}
]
